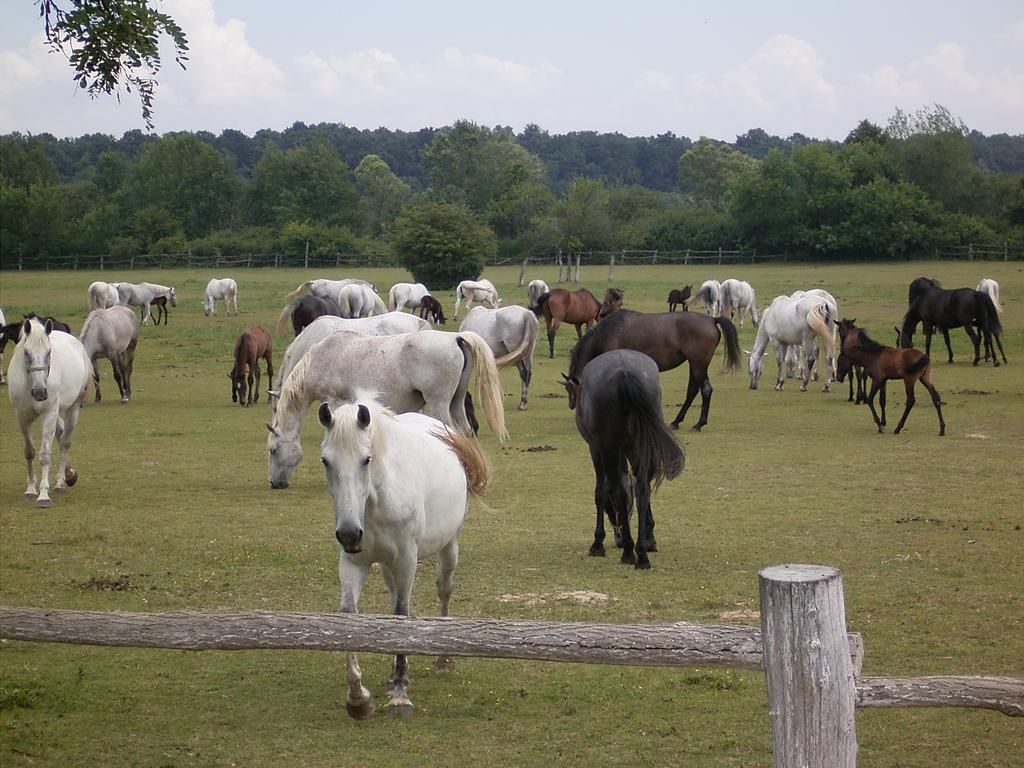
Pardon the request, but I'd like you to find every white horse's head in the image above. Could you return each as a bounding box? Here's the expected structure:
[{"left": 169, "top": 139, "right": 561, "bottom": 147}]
[
  {"left": 202, "top": 295, "right": 213, "bottom": 316},
  {"left": 266, "top": 420, "right": 303, "bottom": 489},
  {"left": 19, "top": 318, "right": 53, "bottom": 401},
  {"left": 746, "top": 348, "right": 764, "bottom": 390},
  {"left": 318, "top": 400, "right": 378, "bottom": 554}
]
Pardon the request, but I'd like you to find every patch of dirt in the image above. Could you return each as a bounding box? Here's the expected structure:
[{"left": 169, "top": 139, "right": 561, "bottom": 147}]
[
  {"left": 497, "top": 590, "right": 611, "bottom": 606},
  {"left": 718, "top": 609, "right": 760, "bottom": 623},
  {"left": 539, "top": 393, "right": 564, "bottom": 399},
  {"left": 965, "top": 433, "right": 992, "bottom": 440},
  {"left": 896, "top": 516, "right": 943, "bottom": 525},
  {"left": 521, "top": 445, "right": 556, "bottom": 453},
  {"left": 953, "top": 388, "right": 993, "bottom": 396},
  {"left": 78, "top": 574, "right": 134, "bottom": 591}
]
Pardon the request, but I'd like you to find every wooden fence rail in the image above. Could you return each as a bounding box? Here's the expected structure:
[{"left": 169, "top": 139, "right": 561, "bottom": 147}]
[{"left": 1, "top": 565, "right": 1020, "bottom": 767}]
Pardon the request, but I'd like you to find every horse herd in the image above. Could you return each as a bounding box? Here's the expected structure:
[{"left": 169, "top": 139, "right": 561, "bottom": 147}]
[{"left": 1, "top": 270, "right": 1008, "bottom": 718}]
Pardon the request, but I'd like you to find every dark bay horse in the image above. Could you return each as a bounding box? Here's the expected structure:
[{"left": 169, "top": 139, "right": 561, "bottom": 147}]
[
  {"left": 598, "top": 287, "right": 625, "bottom": 320},
  {"left": 230, "top": 326, "right": 274, "bottom": 406},
  {"left": 836, "top": 318, "right": 867, "bottom": 404},
  {"left": 563, "top": 309, "right": 741, "bottom": 431},
  {"left": 899, "top": 286, "right": 1005, "bottom": 366},
  {"left": 535, "top": 288, "right": 602, "bottom": 358},
  {"left": 419, "top": 295, "right": 447, "bottom": 324},
  {"left": 150, "top": 295, "right": 170, "bottom": 325},
  {"left": 841, "top": 326, "right": 945, "bottom": 436},
  {"left": 276, "top": 295, "right": 343, "bottom": 337},
  {"left": 1, "top": 313, "right": 72, "bottom": 358},
  {"left": 667, "top": 285, "right": 692, "bottom": 312},
  {"left": 570, "top": 349, "right": 684, "bottom": 569}
]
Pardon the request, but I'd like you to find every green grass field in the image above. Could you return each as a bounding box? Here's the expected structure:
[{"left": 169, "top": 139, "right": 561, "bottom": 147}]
[{"left": 1, "top": 262, "right": 1021, "bottom": 767}]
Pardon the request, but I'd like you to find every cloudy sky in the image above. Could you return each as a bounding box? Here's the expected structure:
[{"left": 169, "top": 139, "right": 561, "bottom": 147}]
[{"left": 1, "top": 0, "right": 1022, "bottom": 141}]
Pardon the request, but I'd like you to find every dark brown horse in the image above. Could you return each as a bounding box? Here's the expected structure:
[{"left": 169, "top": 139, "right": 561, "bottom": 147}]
[
  {"left": 563, "top": 309, "right": 741, "bottom": 431},
  {"left": 230, "top": 326, "right": 274, "bottom": 406},
  {"left": 667, "top": 285, "right": 692, "bottom": 312},
  {"left": 836, "top": 318, "right": 867, "bottom": 404},
  {"left": 1, "top": 313, "right": 72, "bottom": 357},
  {"left": 418, "top": 295, "right": 447, "bottom": 324},
  {"left": 598, "top": 287, "right": 625, "bottom": 320},
  {"left": 899, "top": 285, "right": 1005, "bottom": 366},
  {"left": 150, "top": 295, "right": 170, "bottom": 325},
  {"left": 276, "top": 295, "right": 343, "bottom": 337},
  {"left": 535, "top": 288, "right": 602, "bottom": 358},
  {"left": 841, "top": 326, "right": 945, "bottom": 436}
]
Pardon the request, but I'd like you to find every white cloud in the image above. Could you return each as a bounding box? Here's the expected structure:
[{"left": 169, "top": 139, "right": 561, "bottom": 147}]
[{"left": 634, "top": 70, "right": 674, "bottom": 91}]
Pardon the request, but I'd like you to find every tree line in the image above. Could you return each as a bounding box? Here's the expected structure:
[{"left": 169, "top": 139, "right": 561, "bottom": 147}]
[{"left": 2, "top": 106, "right": 1022, "bottom": 286}]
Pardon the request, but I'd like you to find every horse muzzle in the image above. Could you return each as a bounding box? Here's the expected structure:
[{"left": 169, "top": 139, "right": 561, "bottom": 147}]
[
  {"left": 31, "top": 386, "right": 48, "bottom": 401},
  {"left": 336, "top": 527, "right": 363, "bottom": 554},
  {"left": 269, "top": 478, "right": 289, "bottom": 489}
]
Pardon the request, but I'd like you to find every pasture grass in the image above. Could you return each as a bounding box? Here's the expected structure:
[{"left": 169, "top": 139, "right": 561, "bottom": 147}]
[{"left": 1, "top": 261, "right": 1022, "bottom": 767}]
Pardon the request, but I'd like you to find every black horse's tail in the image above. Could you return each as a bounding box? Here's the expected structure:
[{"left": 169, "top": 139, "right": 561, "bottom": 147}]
[
  {"left": 619, "top": 374, "right": 684, "bottom": 490},
  {"left": 976, "top": 292, "right": 1003, "bottom": 337},
  {"left": 713, "top": 316, "right": 742, "bottom": 372},
  {"left": 532, "top": 292, "right": 551, "bottom": 317}
]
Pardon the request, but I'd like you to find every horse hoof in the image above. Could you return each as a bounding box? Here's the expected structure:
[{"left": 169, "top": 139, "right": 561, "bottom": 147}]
[
  {"left": 120, "top": 397, "right": 129, "bottom": 403},
  {"left": 588, "top": 546, "right": 606, "bottom": 557},
  {"left": 346, "top": 697, "right": 376, "bottom": 720},
  {"left": 36, "top": 497, "right": 53, "bottom": 509},
  {"left": 620, "top": 554, "right": 637, "bottom": 566},
  {"left": 517, "top": 403, "right": 528, "bottom": 411},
  {"left": 634, "top": 560, "right": 651, "bottom": 571},
  {"left": 689, "top": 424, "right": 702, "bottom": 432},
  {"left": 387, "top": 700, "right": 414, "bottom": 719},
  {"left": 66, "top": 468, "right": 78, "bottom": 487},
  {"left": 24, "top": 490, "right": 37, "bottom": 499},
  {"left": 670, "top": 422, "right": 680, "bottom": 430}
]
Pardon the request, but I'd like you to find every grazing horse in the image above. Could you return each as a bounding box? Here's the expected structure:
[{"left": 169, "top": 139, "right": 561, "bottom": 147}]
[
  {"left": 453, "top": 279, "right": 500, "bottom": 320},
  {"left": 909, "top": 276, "right": 942, "bottom": 307},
  {"left": 317, "top": 396, "right": 491, "bottom": 718},
  {"left": 568, "top": 350, "right": 684, "bottom": 569},
  {"left": 284, "top": 278, "right": 373, "bottom": 302},
  {"left": 835, "top": 318, "right": 868, "bottom": 404},
  {"left": 203, "top": 277, "right": 239, "bottom": 316},
  {"left": 268, "top": 313, "right": 429, "bottom": 414},
  {"left": 598, "top": 287, "right": 625, "bottom": 320},
  {"left": 667, "top": 285, "right": 692, "bottom": 312},
  {"left": 527, "top": 279, "right": 550, "bottom": 309},
  {"left": 976, "top": 278, "right": 1003, "bottom": 314},
  {"left": 339, "top": 283, "right": 386, "bottom": 318},
  {"left": 267, "top": 329, "right": 507, "bottom": 488},
  {"left": 418, "top": 295, "right": 447, "bottom": 324},
  {"left": 841, "top": 326, "right": 945, "bottom": 436},
  {"left": 899, "top": 287, "right": 1005, "bottom": 366},
  {"left": 276, "top": 295, "right": 344, "bottom": 337},
  {"left": 564, "top": 309, "right": 741, "bottom": 431},
  {"left": 7, "top": 317, "right": 91, "bottom": 507},
  {"left": 230, "top": 326, "right": 273, "bottom": 407},
  {"left": 149, "top": 295, "right": 170, "bottom": 325},
  {"left": 87, "top": 281, "right": 120, "bottom": 310},
  {"left": 719, "top": 279, "right": 759, "bottom": 327},
  {"left": 686, "top": 280, "right": 721, "bottom": 315},
  {"left": 459, "top": 305, "right": 540, "bottom": 410},
  {"left": 535, "top": 288, "right": 602, "bottom": 359},
  {"left": 79, "top": 306, "right": 140, "bottom": 403},
  {"left": 116, "top": 282, "right": 176, "bottom": 325},
  {"left": 388, "top": 282, "right": 430, "bottom": 313},
  {"left": 747, "top": 294, "right": 835, "bottom": 392},
  {"left": 786, "top": 289, "right": 840, "bottom": 381}
]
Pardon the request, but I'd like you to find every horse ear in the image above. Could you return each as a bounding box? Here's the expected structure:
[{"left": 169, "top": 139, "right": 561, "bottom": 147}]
[
  {"left": 742, "top": 349, "right": 751, "bottom": 357},
  {"left": 22, "top": 319, "right": 32, "bottom": 336},
  {"left": 561, "top": 373, "right": 570, "bottom": 381},
  {"left": 44, "top": 319, "right": 54, "bottom": 335},
  {"left": 317, "top": 402, "right": 333, "bottom": 428},
  {"left": 356, "top": 404, "right": 371, "bottom": 429},
  {"left": 265, "top": 422, "right": 280, "bottom": 437}
]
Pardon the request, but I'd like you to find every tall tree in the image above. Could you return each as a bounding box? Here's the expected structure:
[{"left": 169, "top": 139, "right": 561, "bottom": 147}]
[
  {"left": 251, "top": 141, "right": 360, "bottom": 229},
  {"left": 354, "top": 154, "right": 411, "bottom": 238},
  {"left": 677, "top": 138, "right": 757, "bottom": 209},
  {"left": 390, "top": 202, "right": 495, "bottom": 288}
]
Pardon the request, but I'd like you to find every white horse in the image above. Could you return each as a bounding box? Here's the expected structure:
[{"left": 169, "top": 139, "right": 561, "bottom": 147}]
[
  {"left": 977, "top": 278, "right": 1003, "bottom": 313},
  {"left": 284, "top": 278, "right": 372, "bottom": 302},
  {"left": 459, "top": 305, "right": 540, "bottom": 410},
  {"left": 339, "top": 283, "right": 386, "bottom": 318},
  {"left": 527, "top": 279, "right": 550, "bottom": 309},
  {"left": 268, "top": 312, "right": 430, "bottom": 413},
  {"left": 387, "top": 282, "right": 430, "bottom": 313},
  {"left": 7, "top": 317, "right": 91, "bottom": 507},
  {"left": 115, "top": 282, "right": 176, "bottom": 325},
  {"left": 267, "top": 329, "right": 507, "bottom": 488},
  {"left": 747, "top": 294, "right": 835, "bottom": 392},
  {"left": 203, "top": 277, "right": 238, "bottom": 316},
  {"left": 87, "top": 281, "right": 120, "bottom": 311},
  {"left": 686, "top": 280, "right": 721, "bottom": 315},
  {"left": 453, "top": 279, "right": 500, "bottom": 320},
  {"left": 317, "top": 395, "right": 491, "bottom": 718},
  {"left": 0, "top": 306, "right": 5, "bottom": 384},
  {"left": 789, "top": 289, "right": 839, "bottom": 380},
  {"left": 719, "top": 279, "right": 759, "bottom": 327},
  {"left": 79, "top": 306, "right": 140, "bottom": 404}
]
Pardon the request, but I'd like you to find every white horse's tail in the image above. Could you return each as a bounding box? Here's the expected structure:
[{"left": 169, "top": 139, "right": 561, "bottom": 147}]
[
  {"left": 276, "top": 302, "right": 296, "bottom": 336},
  {"left": 987, "top": 282, "right": 1003, "bottom": 313},
  {"left": 284, "top": 280, "right": 314, "bottom": 301},
  {"left": 458, "top": 331, "right": 508, "bottom": 441},
  {"left": 88, "top": 289, "right": 100, "bottom": 311},
  {"left": 338, "top": 287, "right": 353, "bottom": 318},
  {"left": 436, "top": 428, "right": 493, "bottom": 497},
  {"left": 371, "top": 291, "right": 387, "bottom": 316},
  {"left": 806, "top": 302, "right": 835, "bottom": 378},
  {"left": 387, "top": 285, "right": 399, "bottom": 312},
  {"left": 493, "top": 315, "right": 538, "bottom": 369}
]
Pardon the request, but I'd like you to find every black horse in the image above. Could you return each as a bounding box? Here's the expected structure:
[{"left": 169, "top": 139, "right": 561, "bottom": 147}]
[
  {"left": 899, "top": 285, "right": 1006, "bottom": 366},
  {"left": 563, "top": 309, "right": 741, "bottom": 431},
  {"left": 569, "top": 349, "right": 684, "bottom": 569},
  {"left": 1, "top": 313, "right": 72, "bottom": 356},
  {"left": 667, "top": 285, "right": 692, "bottom": 312},
  {"left": 276, "top": 295, "right": 343, "bottom": 337}
]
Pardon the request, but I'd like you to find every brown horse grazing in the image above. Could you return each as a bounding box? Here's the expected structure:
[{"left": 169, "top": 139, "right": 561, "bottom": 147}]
[
  {"left": 563, "top": 309, "right": 741, "bottom": 431},
  {"left": 535, "top": 288, "right": 602, "bottom": 358},
  {"left": 230, "top": 326, "right": 274, "bottom": 407},
  {"left": 841, "top": 326, "right": 945, "bottom": 436},
  {"left": 667, "top": 285, "right": 692, "bottom": 312},
  {"left": 598, "top": 287, "right": 625, "bottom": 320},
  {"left": 418, "top": 295, "right": 447, "bottom": 324},
  {"left": 150, "top": 295, "right": 170, "bottom": 325}
]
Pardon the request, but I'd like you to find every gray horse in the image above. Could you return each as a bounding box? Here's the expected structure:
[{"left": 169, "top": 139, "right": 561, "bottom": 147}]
[
  {"left": 459, "top": 305, "right": 539, "bottom": 410},
  {"left": 80, "top": 306, "right": 140, "bottom": 403}
]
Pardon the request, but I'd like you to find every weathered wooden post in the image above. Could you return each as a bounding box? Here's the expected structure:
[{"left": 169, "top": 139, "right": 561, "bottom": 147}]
[
  {"left": 518, "top": 258, "right": 527, "bottom": 287},
  {"left": 968, "top": 243, "right": 974, "bottom": 262},
  {"left": 760, "top": 564, "right": 857, "bottom": 768},
  {"left": 304, "top": 240, "right": 310, "bottom": 269},
  {"left": 608, "top": 251, "right": 617, "bottom": 282}
]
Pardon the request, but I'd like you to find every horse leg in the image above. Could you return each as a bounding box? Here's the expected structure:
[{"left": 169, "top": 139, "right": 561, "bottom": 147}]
[
  {"left": 670, "top": 370, "right": 701, "bottom": 430},
  {"left": 54, "top": 403, "right": 82, "bottom": 491},
  {"left": 866, "top": 380, "right": 884, "bottom": 432},
  {"left": 893, "top": 378, "right": 917, "bottom": 434},
  {"left": 34, "top": 409, "right": 59, "bottom": 507},
  {"left": 919, "top": 370, "right": 946, "bottom": 436},
  {"left": 547, "top": 317, "right": 561, "bottom": 359},
  {"left": 246, "top": 362, "right": 255, "bottom": 406},
  {"left": 141, "top": 300, "right": 151, "bottom": 325},
  {"left": 878, "top": 381, "right": 887, "bottom": 428},
  {"left": 91, "top": 358, "right": 103, "bottom": 403},
  {"left": 433, "top": 538, "right": 459, "bottom": 671},
  {"left": 992, "top": 330, "right": 1007, "bottom": 365},
  {"left": 18, "top": 413, "right": 38, "bottom": 499},
  {"left": 801, "top": 344, "right": 816, "bottom": 392},
  {"left": 111, "top": 356, "right": 126, "bottom": 402},
  {"left": 691, "top": 373, "right": 714, "bottom": 432},
  {"left": 383, "top": 554, "right": 417, "bottom": 717},
  {"left": 516, "top": 358, "right": 531, "bottom": 411},
  {"left": 588, "top": 448, "right": 609, "bottom": 556},
  {"left": 124, "top": 338, "right": 137, "bottom": 399},
  {"left": 609, "top": 463, "right": 636, "bottom": 566},
  {"left": 339, "top": 558, "right": 375, "bottom": 719}
]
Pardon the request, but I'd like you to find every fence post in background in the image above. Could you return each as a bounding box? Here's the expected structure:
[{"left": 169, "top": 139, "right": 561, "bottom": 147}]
[
  {"left": 248, "top": 254, "right": 252, "bottom": 269},
  {"left": 760, "top": 564, "right": 857, "bottom": 768},
  {"left": 1006, "top": 241, "right": 1009, "bottom": 262},
  {"left": 752, "top": 249, "right": 757, "bottom": 265},
  {"left": 718, "top": 246, "right": 723, "bottom": 265},
  {"left": 608, "top": 252, "right": 617, "bottom": 282},
  {"left": 100, "top": 255, "right": 104, "bottom": 271},
  {"left": 518, "top": 258, "right": 527, "bottom": 287},
  {"left": 304, "top": 240, "right": 310, "bottom": 270},
  {"left": 969, "top": 243, "right": 974, "bottom": 262},
  {"left": 685, "top": 249, "right": 690, "bottom": 265}
]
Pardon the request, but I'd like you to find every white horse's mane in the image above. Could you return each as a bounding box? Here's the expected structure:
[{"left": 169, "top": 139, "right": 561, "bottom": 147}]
[{"left": 324, "top": 392, "right": 398, "bottom": 456}]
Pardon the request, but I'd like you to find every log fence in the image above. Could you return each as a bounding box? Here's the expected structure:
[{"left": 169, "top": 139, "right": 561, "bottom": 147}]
[{"left": 1, "top": 564, "right": 1019, "bottom": 767}]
